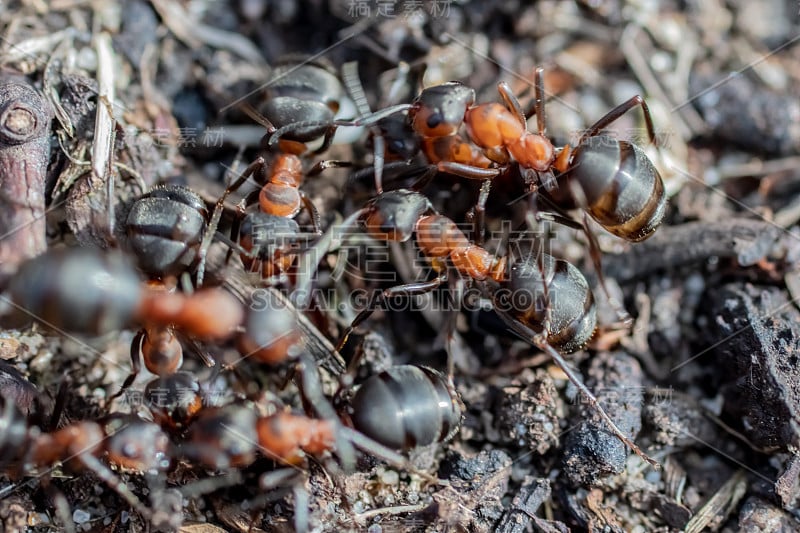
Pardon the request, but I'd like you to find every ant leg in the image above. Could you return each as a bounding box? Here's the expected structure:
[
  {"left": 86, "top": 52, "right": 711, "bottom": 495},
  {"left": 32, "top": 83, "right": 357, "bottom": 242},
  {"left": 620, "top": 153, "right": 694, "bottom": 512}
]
[
  {"left": 473, "top": 179, "right": 492, "bottom": 246},
  {"left": 41, "top": 478, "right": 77, "bottom": 533},
  {"left": 294, "top": 353, "right": 356, "bottom": 471},
  {"left": 535, "top": 211, "right": 583, "bottom": 230},
  {"left": 216, "top": 230, "right": 255, "bottom": 260},
  {"left": 531, "top": 334, "right": 658, "bottom": 467},
  {"left": 298, "top": 191, "right": 322, "bottom": 234},
  {"left": 333, "top": 103, "right": 413, "bottom": 128},
  {"left": 534, "top": 207, "right": 633, "bottom": 326},
  {"left": 307, "top": 159, "right": 353, "bottom": 177},
  {"left": 197, "top": 158, "right": 268, "bottom": 286},
  {"left": 580, "top": 95, "right": 656, "bottom": 145},
  {"left": 533, "top": 67, "right": 546, "bottom": 135},
  {"left": 519, "top": 67, "right": 547, "bottom": 134},
  {"left": 313, "top": 126, "right": 337, "bottom": 155},
  {"left": 372, "top": 133, "right": 386, "bottom": 195},
  {"left": 48, "top": 379, "right": 69, "bottom": 431},
  {"left": 441, "top": 276, "right": 467, "bottom": 377},
  {"left": 341, "top": 61, "right": 385, "bottom": 194},
  {"left": 183, "top": 335, "right": 216, "bottom": 368},
  {"left": 338, "top": 425, "right": 442, "bottom": 484},
  {"left": 183, "top": 472, "right": 245, "bottom": 499},
  {"left": 536, "top": 246, "right": 553, "bottom": 341},
  {"left": 239, "top": 102, "right": 277, "bottom": 134},
  {"left": 225, "top": 207, "right": 244, "bottom": 265},
  {"left": 264, "top": 121, "right": 331, "bottom": 150},
  {"left": 293, "top": 483, "right": 311, "bottom": 533},
  {"left": 581, "top": 212, "right": 633, "bottom": 326},
  {"left": 77, "top": 453, "right": 154, "bottom": 520},
  {"left": 221, "top": 157, "right": 269, "bottom": 198},
  {"left": 496, "top": 81, "right": 527, "bottom": 128},
  {"left": 109, "top": 330, "right": 145, "bottom": 402},
  {"left": 294, "top": 209, "right": 366, "bottom": 312},
  {"left": 336, "top": 275, "right": 447, "bottom": 354},
  {"left": 436, "top": 161, "right": 501, "bottom": 181},
  {"left": 489, "top": 306, "right": 659, "bottom": 468}
]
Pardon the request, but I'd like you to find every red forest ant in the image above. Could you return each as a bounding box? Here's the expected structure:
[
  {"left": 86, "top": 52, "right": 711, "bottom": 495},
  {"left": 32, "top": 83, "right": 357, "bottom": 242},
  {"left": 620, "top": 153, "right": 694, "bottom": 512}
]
[
  {"left": 334, "top": 189, "right": 659, "bottom": 467},
  {"left": 407, "top": 68, "right": 666, "bottom": 242}
]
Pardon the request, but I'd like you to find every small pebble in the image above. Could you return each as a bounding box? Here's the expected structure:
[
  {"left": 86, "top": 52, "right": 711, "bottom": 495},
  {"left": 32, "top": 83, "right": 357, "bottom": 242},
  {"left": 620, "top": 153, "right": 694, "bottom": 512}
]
[
  {"left": 380, "top": 469, "right": 399, "bottom": 485},
  {"left": 72, "top": 509, "right": 91, "bottom": 524}
]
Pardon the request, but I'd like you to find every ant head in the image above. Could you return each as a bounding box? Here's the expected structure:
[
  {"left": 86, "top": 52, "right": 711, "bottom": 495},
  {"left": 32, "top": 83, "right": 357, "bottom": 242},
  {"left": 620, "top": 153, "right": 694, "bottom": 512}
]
[
  {"left": 364, "top": 189, "right": 433, "bottom": 242},
  {"left": 375, "top": 113, "right": 420, "bottom": 160},
  {"left": 411, "top": 82, "right": 475, "bottom": 137},
  {"left": 104, "top": 415, "right": 171, "bottom": 472},
  {"left": 185, "top": 404, "right": 259, "bottom": 469},
  {"left": 145, "top": 372, "right": 204, "bottom": 431}
]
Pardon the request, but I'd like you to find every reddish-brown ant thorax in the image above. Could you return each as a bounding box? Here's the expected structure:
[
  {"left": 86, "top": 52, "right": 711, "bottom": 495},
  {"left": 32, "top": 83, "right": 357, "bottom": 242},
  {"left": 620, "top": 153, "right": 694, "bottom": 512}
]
[
  {"left": 256, "top": 413, "right": 335, "bottom": 464},
  {"left": 421, "top": 136, "right": 493, "bottom": 168},
  {"left": 260, "top": 183, "right": 302, "bottom": 218},
  {"left": 259, "top": 153, "right": 304, "bottom": 217},
  {"left": 416, "top": 215, "right": 469, "bottom": 257},
  {"left": 141, "top": 326, "right": 183, "bottom": 376},
  {"left": 137, "top": 287, "right": 244, "bottom": 341},
  {"left": 450, "top": 245, "right": 495, "bottom": 280},
  {"left": 464, "top": 103, "right": 525, "bottom": 150},
  {"left": 30, "top": 423, "right": 104, "bottom": 466},
  {"left": 509, "top": 133, "right": 556, "bottom": 172}
]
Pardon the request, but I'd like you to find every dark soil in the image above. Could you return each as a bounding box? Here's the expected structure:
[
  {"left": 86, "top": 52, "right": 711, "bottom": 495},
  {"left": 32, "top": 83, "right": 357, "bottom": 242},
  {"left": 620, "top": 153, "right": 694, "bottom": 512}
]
[{"left": 2, "top": 1, "right": 800, "bottom": 532}]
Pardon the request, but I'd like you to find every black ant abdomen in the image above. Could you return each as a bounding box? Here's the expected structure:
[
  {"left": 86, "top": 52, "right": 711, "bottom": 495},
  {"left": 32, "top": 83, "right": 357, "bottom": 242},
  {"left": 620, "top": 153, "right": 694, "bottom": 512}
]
[
  {"left": 125, "top": 185, "right": 208, "bottom": 278},
  {"left": 503, "top": 255, "right": 597, "bottom": 354},
  {"left": 567, "top": 136, "right": 666, "bottom": 242},
  {"left": 347, "top": 365, "right": 463, "bottom": 452},
  {"left": 8, "top": 247, "right": 142, "bottom": 336}
]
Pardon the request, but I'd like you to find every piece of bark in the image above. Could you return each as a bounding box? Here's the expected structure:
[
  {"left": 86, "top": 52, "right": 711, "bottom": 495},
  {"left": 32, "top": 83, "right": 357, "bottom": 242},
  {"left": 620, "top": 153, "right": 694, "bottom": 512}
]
[{"left": 0, "top": 75, "right": 52, "bottom": 276}]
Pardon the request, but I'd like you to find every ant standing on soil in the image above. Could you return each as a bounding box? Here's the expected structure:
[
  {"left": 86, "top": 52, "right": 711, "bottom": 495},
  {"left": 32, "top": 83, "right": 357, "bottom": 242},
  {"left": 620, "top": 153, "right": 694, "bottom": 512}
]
[
  {"left": 406, "top": 68, "right": 667, "bottom": 318},
  {"left": 3, "top": 247, "right": 244, "bottom": 423},
  {"left": 408, "top": 68, "right": 666, "bottom": 242},
  {"left": 335, "top": 188, "right": 659, "bottom": 467}
]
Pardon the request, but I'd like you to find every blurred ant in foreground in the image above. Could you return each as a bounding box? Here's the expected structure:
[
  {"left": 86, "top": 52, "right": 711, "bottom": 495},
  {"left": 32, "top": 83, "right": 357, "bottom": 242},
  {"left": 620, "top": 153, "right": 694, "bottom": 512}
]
[
  {"left": 335, "top": 189, "right": 658, "bottom": 467},
  {"left": 2, "top": 247, "right": 244, "bottom": 424},
  {"left": 5, "top": 247, "right": 243, "bottom": 338},
  {"left": 0, "top": 392, "right": 171, "bottom": 529},
  {"left": 178, "top": 374, "right": 445, "bottom": 532}
]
